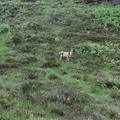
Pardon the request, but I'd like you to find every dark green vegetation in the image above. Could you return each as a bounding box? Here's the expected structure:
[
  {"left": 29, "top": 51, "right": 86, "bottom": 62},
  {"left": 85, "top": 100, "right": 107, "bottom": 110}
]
[{"left": 0, "top": 0, "right": 120, "bottom": 120}]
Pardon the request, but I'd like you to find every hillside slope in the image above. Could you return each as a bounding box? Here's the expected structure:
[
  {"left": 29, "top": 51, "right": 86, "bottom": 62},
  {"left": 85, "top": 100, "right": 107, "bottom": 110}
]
[{"left": 0, "top": 0, "right": 120, "bottom": 120}]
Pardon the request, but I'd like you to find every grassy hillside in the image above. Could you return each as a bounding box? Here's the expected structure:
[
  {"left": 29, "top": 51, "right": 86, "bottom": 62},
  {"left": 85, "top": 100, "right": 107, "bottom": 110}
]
[{"left": 0, "top": 0, "right": 120, "bottom": 120}]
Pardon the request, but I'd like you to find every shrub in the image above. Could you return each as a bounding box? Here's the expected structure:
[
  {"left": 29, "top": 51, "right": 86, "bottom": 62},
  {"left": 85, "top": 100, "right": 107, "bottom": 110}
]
[
  {"left": 76, "top": 43, "right": 114, "bottom": 56},
  {"left": 0, "top": 24, "right": 13, "bottom": 45},
  {"left": 92, "top": 5, "right": 120, "bottom": 29},
  {"left": 0, "top": 24, "right": 10, "bottom": 34}
]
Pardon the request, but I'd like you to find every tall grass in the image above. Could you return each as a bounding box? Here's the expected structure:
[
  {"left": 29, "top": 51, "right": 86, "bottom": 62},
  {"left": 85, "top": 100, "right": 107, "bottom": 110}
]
[{"left": 92, "top": 5, "right": 120, "bottom": 29}]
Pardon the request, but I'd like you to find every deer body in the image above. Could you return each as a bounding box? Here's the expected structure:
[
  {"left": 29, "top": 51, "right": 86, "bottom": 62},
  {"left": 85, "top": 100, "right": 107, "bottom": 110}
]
[{"left": 59, "top": 49, "right": 74, "bottom": 61}]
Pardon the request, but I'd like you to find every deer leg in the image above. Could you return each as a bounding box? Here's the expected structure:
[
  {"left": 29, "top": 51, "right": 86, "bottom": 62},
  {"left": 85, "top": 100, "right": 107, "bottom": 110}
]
[
  {"left": 67, "top": 56, "right": 69, "bottom": 61},
  {"left": 60, "top": 55, "right": 63, "bottom": 60}
]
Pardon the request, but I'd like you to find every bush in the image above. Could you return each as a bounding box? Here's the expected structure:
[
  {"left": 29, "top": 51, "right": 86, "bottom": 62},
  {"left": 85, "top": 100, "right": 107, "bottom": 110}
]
[
  {"left": 76, "top": 43, "right": 114, "bottom": 56},
  {"left": 92, "top": 5, "right": 120, "bottom": 29},
  {"left": 0, "top": 24, "right": 13, "bottom": 45},
  {"left": 0, "top": 24, "right": 10, "bottom": 34}
]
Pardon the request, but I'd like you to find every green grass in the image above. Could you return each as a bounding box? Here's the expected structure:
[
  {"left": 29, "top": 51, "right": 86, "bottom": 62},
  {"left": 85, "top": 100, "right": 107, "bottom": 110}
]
[
  {"left": 0, "top": 0, "right": 120, "bottom": 120},
  {"left": 92, "top": 5, "right": 120, "bottom": 29}
]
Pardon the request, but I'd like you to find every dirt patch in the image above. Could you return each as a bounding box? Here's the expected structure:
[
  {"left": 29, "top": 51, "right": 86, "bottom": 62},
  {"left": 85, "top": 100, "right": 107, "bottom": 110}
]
[
  {"left": 41, "top": 60, "right": 60, "bottom": 68},
  {"left": 5, "top": 57, "right": 22, "bottom": 63},
  {"left": 3, "top": 55, "right": 37, "bottom": 68},
  {"left": 0, "top": 57, "right": 24, "bottom": 69},
  {"left": 0, "top": 62, "right": 22, "bottom": 69}
]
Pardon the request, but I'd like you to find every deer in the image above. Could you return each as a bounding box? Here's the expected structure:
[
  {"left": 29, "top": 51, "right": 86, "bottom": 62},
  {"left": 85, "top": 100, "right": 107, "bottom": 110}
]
[{"left": 59, "top": 49, "right": 74, "bottom": 61}]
